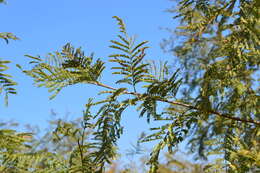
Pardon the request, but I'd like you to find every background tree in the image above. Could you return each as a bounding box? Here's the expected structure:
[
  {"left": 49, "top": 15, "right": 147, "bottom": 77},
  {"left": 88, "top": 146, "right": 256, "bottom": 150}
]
[
  {"left": 0, "top": 109, "right": 102, "bottom": 173},
  {"left": 162, "top": 0, "right": 260, "bottom": 172}
]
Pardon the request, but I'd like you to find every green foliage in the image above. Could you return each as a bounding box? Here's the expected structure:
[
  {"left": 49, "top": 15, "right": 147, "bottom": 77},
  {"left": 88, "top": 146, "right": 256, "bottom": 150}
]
[
  {"left": 0, "top": 32, "right": 18, "bottom": 105},
  {"left": 0, "top": 60, "right": 17, "bottom": 105},
  {"left": 20, "top": 43, "right": 105, "bottom": 99},
  {"left": 0, "top": 1, "right": 19, "bottom": 105},
  {"left": 49, "top": 108, "right": 99, "bottom": 173},
  {"left": 109, "top": 16, "right": 150, "bottom": 92},
  {"left": 1, "top": 110, "right": 102, "bottom": 173},
  {"left": 20, "top": 16, "right": 185, "bottom": 172},
  {"left": 19, "top": 11, "right": 260, "bottom": 172},
  {"left": 0, "top": 0, "right": 258, "bottom": 172},
  {"left": 0, "top": 3, "right": 28, "bottom": 172},
  {"left": 163, "top": 0, "right": 260, "bottom": 172},
  {"left": 0, "top": 33, "right": 18, "bottom": 44},
  {"left": 0, "top": 122, "right": 48, "bottom": 173},
  {"left": 92, "top": 101, "right": 127, "bottom": 171}
]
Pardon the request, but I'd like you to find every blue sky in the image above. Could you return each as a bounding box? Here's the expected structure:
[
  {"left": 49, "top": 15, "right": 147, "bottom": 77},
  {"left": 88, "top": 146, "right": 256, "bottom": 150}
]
[{"left": 0, "top": 0, "right": 178, "bottom": 158}]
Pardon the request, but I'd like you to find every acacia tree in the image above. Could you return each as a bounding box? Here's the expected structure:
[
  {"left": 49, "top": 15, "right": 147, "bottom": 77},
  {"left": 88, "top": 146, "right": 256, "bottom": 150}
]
[
  {"left": 20, "top": 5, "right": 259, "bottom": 172},
  {"left": 0, "top": 0, "right": 259, "bottom": 172}
]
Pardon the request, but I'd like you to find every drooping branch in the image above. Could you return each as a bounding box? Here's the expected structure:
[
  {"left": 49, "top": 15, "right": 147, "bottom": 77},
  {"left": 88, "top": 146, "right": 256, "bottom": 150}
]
[
  {"left": 156, "top": 97, "right": 260, "bottom": 125},
  {"left": 89, "top": 81, "right": 260, "bottom": 126}
]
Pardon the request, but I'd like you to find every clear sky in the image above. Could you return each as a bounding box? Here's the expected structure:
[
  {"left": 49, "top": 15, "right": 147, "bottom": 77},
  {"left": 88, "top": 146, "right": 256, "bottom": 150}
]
[{"left": 0, "top": 0, "right": 178, "bottom": 158}]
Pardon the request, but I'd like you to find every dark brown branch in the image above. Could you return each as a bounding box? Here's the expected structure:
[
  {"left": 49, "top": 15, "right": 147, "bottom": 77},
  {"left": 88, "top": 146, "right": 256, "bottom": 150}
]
[
  {"left": 88, "top": 81, "right": 260, "bottom": 126},
  {"left": 156, "top": 98, "right": 260, "bottom": 125}
]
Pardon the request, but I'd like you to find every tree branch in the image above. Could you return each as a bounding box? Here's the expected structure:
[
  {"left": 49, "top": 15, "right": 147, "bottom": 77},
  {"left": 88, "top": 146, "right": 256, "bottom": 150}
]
[{"left": 88, "top": 81, "right": 260, "bottom": 126}]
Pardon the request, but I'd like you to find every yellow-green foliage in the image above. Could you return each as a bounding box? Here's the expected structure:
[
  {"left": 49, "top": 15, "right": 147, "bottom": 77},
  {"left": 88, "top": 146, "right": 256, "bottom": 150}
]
[
  {"left": 0, "top": 31, "right": 18, "bottom": 105},
  {"left": 0, "top": 0, "right": 18, "bottom": 104},
  {"left": 0, "top": 0, "right": 259, "bottom": 172}
]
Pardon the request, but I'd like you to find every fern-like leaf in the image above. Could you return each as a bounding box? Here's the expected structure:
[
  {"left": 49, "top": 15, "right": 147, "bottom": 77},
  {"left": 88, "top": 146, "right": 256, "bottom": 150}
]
[
  {"left": 21, "top": 43, "right": 105, "bottom": 99},
  {"left": 93, "top": 101, "right": 127, "bottom": 170},
  {"left": 109, "top": 16, "right": 150, "bottom": 92},
  {"left": 0, "top": 31, "right": 18, "bottom": 105}
]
